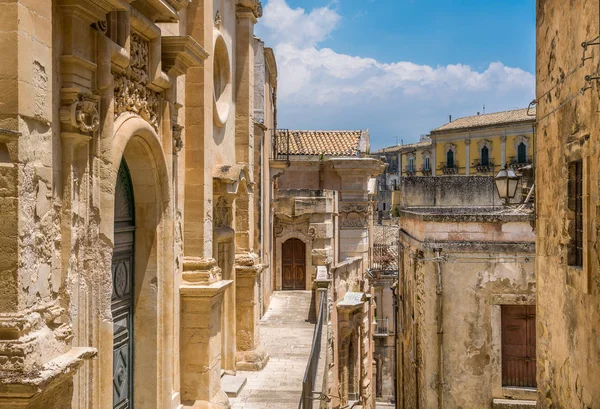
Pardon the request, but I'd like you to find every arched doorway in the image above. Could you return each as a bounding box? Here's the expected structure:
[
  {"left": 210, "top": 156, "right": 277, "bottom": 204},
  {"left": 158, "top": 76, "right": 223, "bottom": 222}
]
[
  {"left": 112, "top": 159, "right": 135, "bottom": 409},
  {"left": 282, "top": 238, "right": 306, "bottom": 290}
]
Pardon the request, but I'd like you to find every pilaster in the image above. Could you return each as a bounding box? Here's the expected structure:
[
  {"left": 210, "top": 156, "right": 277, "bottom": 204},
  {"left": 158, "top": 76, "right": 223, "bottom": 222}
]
[
  {"left": 234, "top": 253, "right": 269, "bottom": 371},
  {"left": 465, "top": 138, "right": 471, "bottom": 175},
  {"left": 179, "top": 259, "right": 232, "bottom": 408},
  {"left": 500, "top": 134, "right": 507, "bottom": 166}
]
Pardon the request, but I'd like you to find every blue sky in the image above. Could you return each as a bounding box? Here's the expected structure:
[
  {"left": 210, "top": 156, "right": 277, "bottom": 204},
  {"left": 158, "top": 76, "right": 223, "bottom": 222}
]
[{"left": 256, "top": 0, "right": 536, "bottom": 150}]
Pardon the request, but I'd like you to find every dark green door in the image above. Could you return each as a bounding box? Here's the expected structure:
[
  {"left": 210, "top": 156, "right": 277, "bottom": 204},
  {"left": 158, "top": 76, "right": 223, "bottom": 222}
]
[{"left": 113, "top": 159, "right": 135, "bottom": 409}]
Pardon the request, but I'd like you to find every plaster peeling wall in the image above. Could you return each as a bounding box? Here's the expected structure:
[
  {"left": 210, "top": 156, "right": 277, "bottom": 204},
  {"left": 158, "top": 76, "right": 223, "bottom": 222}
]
[
  {"left": 536, "top": 1, "right": 600, "bottom": 408},
  {"left": 399, "top": 215, "right": 535, "bottom": 408}
]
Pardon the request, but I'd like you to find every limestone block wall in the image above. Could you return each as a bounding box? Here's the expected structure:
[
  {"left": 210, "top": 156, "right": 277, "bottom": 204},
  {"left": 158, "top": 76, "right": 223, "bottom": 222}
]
[{"left": 536, "top": 1, "right": 600, "bottom": 408}]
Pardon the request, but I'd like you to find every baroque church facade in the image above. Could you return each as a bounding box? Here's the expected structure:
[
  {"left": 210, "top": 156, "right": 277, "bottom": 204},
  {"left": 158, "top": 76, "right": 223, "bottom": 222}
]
[{"left": 0, "top": 1, "right": 278, "bottom": 408}]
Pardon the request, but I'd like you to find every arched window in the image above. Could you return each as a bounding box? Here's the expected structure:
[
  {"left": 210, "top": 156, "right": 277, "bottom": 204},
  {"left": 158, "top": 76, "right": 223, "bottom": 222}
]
[
  {"left": 446, "top": 150, "right": 454, "bottom": 168},
  {"left": 481, "top": 146, "right": 490, "bottom": 166},
  {"left": 408, "top": 157, "right": 415, "bottom": 172},
  {"left": 424, "top": 156, "right": 431, "bottom": 171},
  {"left": 518, "top": 142, "right": 527, "bottom": 163}
]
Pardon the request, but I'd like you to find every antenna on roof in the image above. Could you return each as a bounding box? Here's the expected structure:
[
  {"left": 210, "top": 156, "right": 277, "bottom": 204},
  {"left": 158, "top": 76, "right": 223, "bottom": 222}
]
[
  {"left": 483, "top": 104, "right": 486, "bottom": 114},
  {"left": 449, "top": 115, "right": 452, "bottom": 122}
]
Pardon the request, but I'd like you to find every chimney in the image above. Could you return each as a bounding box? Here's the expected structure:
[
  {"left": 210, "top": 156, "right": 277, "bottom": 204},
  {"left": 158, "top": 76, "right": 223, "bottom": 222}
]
[{"left": 449, "top": 115, "right": 452, "bottom": 122}]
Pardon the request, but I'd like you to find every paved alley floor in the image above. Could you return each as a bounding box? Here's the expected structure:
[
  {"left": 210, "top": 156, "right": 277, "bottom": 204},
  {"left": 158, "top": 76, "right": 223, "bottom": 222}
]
[{"left": 229, "top": 290, "right": 325, "bottom": 409}]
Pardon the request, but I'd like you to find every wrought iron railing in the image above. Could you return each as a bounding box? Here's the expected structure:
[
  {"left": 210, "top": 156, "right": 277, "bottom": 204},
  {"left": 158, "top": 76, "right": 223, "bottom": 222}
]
[
  {"left": 403, "top": 166, "right": 416, "bottom": 176},
  {"left": 300, "top": 289, "right": 327, "bottom": 409},
  {"left": 438, "top": 161, "right": 459, "bottom": 174},
  {"left": 508, "top": 155, "right": 533, "bottom": 170},
  {"left": 471, "top": 161, "right": 496, "bottom": 173},
  {"left": 420, "top": 166, "right": 432, "bottom": 176},
  {"left": 374, "top": 318, "right": 389, "bottom": 336},
  {"left": 274, "top": 129, "right": 291, "bottom": 161}
]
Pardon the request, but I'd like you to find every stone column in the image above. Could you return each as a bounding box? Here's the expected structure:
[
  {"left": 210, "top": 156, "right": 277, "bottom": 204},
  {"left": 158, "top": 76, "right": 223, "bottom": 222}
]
[
  {"left": 235, "top": 254, "right": 269, "bottom": 370},
  {"left": 465, "top": 138, "right": 471, "bottom": 175},
  {"left": 232, "top": 0, "right": 269, "bottom": 371},
  {"left": 500, "top": 134, "right": 507, "bottom": 166}
]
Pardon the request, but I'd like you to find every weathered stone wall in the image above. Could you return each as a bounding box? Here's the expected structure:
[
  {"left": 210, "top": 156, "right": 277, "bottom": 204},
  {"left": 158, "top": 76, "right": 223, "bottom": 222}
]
[
  {"left": 536, "top": 1, "right": 600, "bottom": 408},
  {"left": 399, "top": 215, "right": 535, "bottom": 408},
  {"left": 393, "top": 176, "right": 520, "bottom": 209}
]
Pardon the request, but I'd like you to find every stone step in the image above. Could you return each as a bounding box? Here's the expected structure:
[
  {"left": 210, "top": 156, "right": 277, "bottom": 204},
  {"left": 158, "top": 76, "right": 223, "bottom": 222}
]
[
  {"left": 493, "top": 398, "right": 537, "bottom": 409},
  {"left": 221, "top": 374, "right": 247, "bottom": 398}
]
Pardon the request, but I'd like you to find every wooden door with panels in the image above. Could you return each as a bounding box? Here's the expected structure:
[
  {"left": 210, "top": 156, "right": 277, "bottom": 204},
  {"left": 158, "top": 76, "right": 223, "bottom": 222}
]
[
  {"left": 282, "top": 238, "right": 306, "bottom": 290},
  {"left": 501, "top": 304, "right": 536, "bottom": 388}
]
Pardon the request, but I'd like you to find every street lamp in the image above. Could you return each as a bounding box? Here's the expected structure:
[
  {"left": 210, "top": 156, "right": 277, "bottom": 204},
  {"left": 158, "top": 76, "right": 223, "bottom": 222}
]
[{"left": 494, "top": 166, "right": 520, "bottom": 204}]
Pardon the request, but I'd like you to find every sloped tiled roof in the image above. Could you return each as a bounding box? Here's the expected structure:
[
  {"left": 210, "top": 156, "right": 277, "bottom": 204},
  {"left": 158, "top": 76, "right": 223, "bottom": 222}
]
[
  {"left": 276, "top": 130, "right": 363, "bottom": 156},
  {"left": 431, "top": 107, "right": 536, "bottom": 133},
  {"left": 373, "top": 139, "right": 432, "bottom": 155}
]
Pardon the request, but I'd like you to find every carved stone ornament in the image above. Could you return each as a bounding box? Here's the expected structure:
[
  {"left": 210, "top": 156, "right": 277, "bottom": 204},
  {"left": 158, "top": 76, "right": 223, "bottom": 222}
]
[
  {"left": 214, "top": 196, "right": 232, "bottom": 228},
  {"left": 273, "top": 214, "right": 310, "bottom": 237},
  {"left": 114, "top": 33, "right": 160, "bottom": 131},
  {"left": 215, "top": 10, "right": 222, "bottom": 27},
  {"left": 60, "top": 92, "right": 100, "bottom": 134},
  {"left": 173, "top": 124, "right": 184, "bottom": 152},
  {"left": 236, "top": 0, "right": 263, "bottom": 19},
  {"left": 339, "top": 202, "right": 369, "bottom": 229}
]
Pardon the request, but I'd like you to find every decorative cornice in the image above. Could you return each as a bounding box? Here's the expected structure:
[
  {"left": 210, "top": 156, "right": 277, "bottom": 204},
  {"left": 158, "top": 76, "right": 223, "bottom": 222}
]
[{"left": 161, "top": 35, "right": 209, "bottom": 77}]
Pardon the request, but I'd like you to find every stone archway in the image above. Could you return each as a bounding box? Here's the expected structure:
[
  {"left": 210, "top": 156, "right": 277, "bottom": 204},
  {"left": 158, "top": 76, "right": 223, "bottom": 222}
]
[{"left": 99, "top": 114, "right": 174, "bottom": 409}]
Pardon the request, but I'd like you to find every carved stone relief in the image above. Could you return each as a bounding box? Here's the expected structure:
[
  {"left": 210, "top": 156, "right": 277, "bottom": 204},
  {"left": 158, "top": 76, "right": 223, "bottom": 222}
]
[
  {"left": 214, "top": 196, "right": 232, "bottom": 228},
  {"left": 114, "top": 33, "right": 160, "bottom": 131},
  {"left": 339, "top": 203, "right": 369, "bottom": 229},
  {"left": 173, "top": 124, "right": 184, "bottom": 152},
  {"left": 60, "top": 92, "right": 100, "bottom": 134},
  {"left": 273, "top": 214, "right": 310, "bottom": 237}
]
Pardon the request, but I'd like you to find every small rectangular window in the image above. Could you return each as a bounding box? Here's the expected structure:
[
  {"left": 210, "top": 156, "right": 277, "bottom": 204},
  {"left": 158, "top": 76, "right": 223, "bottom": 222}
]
[{"left": 568, "top": 161, "right": 583, "bottom": 267}]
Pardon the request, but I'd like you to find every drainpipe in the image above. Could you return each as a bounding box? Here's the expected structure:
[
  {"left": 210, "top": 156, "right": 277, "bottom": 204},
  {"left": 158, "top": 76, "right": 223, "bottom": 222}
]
[{"left": 434, "top": 248, "right": 444, "bottom": 409}]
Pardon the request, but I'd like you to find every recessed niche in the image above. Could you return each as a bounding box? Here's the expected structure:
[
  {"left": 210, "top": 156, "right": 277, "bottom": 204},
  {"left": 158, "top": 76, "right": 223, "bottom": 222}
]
[{"left": 0, "top": 143, "right": 11, "bottom": 164}]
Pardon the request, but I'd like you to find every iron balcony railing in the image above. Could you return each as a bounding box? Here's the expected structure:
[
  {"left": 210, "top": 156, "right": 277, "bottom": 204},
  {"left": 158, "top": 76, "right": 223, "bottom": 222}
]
[
  {"left": 508, "top": 155, "right": 533, "bottom": 170},
  {"left": 471, "top": 160, "right": 496, "bottom": 173},
  {"left": 274, "top": 129, "right": 291, "bottom": 161},
  {"left": 420, "top": 166, "right": 432, "bottom": 176},
  {"left": 403, "top": 166, "right": 416, "bottom": 176},
  {"left": 374, "top": 318, "right": 389, "bottom": 336},
  {"left": 438, "top": 161, "right": 459, "bottom": 174},
  {"left": 300, "top": 289, "right": 327, "bottom": 409}
]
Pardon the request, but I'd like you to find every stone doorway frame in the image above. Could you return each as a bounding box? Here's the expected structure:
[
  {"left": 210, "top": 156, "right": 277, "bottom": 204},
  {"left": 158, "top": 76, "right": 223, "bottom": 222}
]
[
  {"left": 275, "top": 230, "right": 313, "bottom": 291},
  {"left": 98, "top": 114, "right": 175, "bottom": 409}
]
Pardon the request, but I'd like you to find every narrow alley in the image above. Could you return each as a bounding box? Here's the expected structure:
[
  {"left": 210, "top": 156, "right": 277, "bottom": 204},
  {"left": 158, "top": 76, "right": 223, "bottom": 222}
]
[{"left": 230, "top": 291, "right": 326, "bottom": 409}]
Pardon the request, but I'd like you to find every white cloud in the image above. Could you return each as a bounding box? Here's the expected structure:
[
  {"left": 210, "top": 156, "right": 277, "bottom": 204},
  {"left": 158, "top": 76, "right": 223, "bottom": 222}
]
[{"left": 256, "top": 0, "right": 535, "bottom": 149}]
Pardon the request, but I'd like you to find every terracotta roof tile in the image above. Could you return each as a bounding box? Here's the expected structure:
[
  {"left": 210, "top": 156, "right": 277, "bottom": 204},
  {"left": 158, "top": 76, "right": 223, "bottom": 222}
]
[
  {"left": 431, "top": 107, "right": 536, "bottom": 133},
  {"left": 373, "top": 140, "right": 432, "bottom": 154},
  {"left": 276, "top": 130, "right": 363, "bottom": 156}
]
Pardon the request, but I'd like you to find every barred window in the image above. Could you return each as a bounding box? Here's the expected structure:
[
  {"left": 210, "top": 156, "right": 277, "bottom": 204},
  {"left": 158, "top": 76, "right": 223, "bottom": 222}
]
[{"left": 568, "top": 161, "right": 583, "bottom": 267}]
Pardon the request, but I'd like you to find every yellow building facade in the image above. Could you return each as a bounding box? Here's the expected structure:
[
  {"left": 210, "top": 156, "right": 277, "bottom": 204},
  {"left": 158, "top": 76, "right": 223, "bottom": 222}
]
[{"left": 429, "top": 108, "right": 536, "bottom": 175}]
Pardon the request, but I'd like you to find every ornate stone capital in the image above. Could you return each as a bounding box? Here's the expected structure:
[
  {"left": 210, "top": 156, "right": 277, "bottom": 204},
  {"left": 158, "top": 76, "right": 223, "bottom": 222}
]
[
  {"left": 464, "top": 138, "right": 471, "bottom": 146},
  {"left": 236, "top": 0, "right": 263, "bottom": 20},
  {"left": 500, "top": 134, "right": 507, "bottom": 142}
]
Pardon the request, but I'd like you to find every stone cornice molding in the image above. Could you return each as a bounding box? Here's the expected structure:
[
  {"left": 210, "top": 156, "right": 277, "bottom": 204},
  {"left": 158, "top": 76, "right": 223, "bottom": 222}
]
[{"left": 161, "top": 35, "right": 209, "bottom": 77}]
